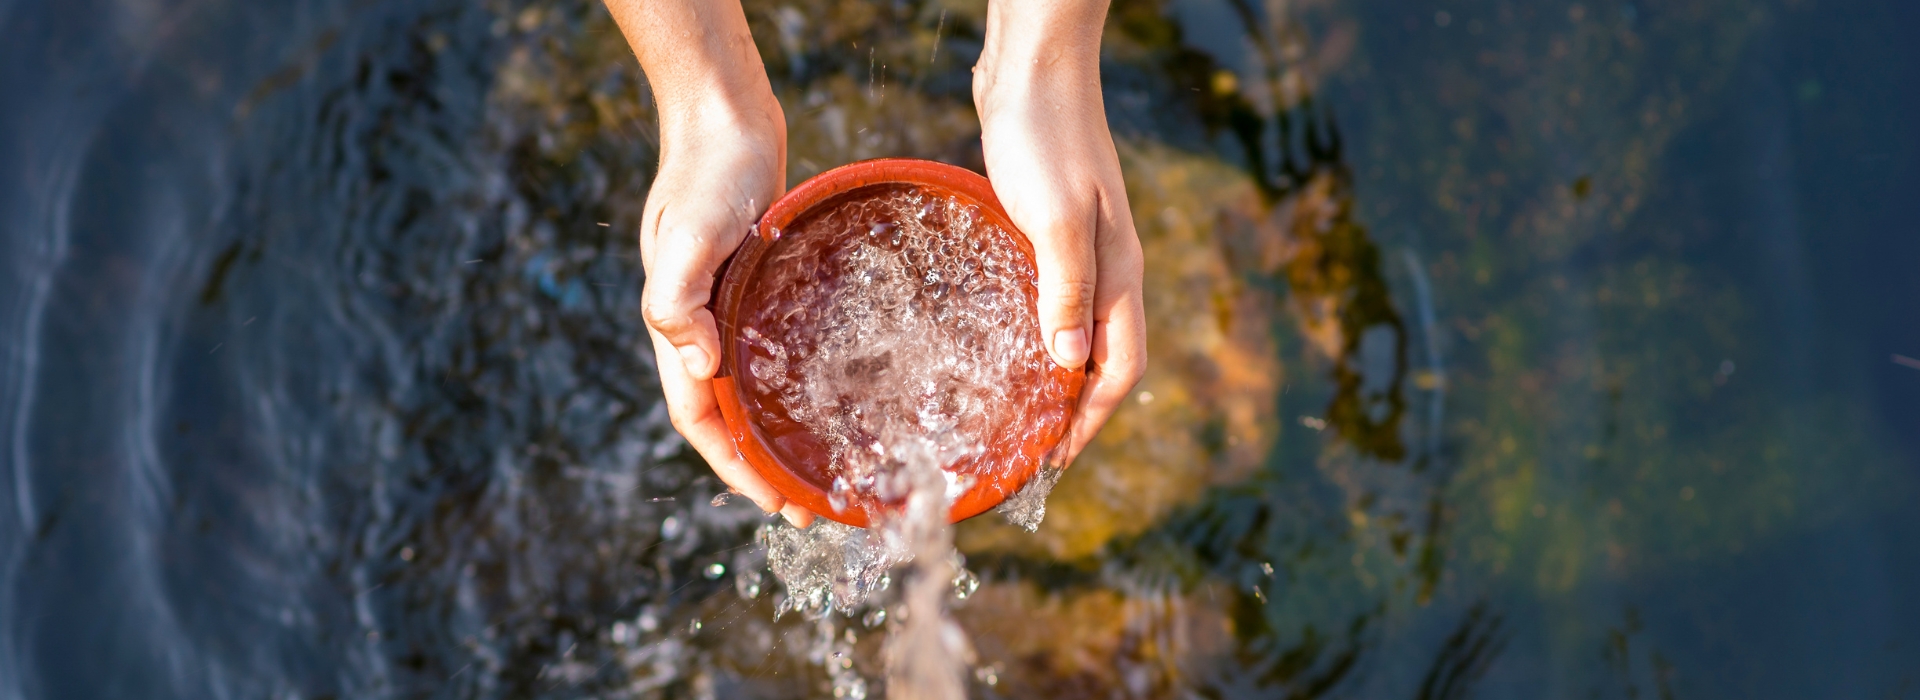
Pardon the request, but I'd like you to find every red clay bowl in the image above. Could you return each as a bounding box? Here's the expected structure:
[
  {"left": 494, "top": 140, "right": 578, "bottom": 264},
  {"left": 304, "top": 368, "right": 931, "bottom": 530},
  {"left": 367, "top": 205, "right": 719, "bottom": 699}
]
[{"left": 709, "top": 158, "right": 1083, "bottom": 527}]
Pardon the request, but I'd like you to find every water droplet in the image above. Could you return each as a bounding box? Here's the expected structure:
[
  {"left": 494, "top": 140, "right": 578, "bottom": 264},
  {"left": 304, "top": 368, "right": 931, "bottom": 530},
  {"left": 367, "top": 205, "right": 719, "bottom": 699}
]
[
  {"left": 950, "top": 568, "right": 980, "bottom": 601},
  {"left": 705, "top": 562, "right": 727, "bottom": 579},
  {"left": 829, "top": 477, "right": 851, "bottom": 513}
]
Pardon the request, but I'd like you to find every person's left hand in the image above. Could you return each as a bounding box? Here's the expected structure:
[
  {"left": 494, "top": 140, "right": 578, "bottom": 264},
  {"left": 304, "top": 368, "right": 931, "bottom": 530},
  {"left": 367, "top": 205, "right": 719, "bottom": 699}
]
[{"left": 973, "top": 7, "right": 1147, "bottom": 465}]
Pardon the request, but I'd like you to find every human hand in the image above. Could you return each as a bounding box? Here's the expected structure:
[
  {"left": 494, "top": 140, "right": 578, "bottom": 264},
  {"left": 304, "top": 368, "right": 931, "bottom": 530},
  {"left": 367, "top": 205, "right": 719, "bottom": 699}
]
[
  {"left": 974, "top": 0, "right": 1148, "bottom": 465},
  {"left": 610, "top": 0, "right": 815, "bottom": 526},
  {"left": 612, "top": 0, "right": 1141, "bottom": 523},
  {"left": 638, "top": 102, "right": 821, "bottom": 527}
]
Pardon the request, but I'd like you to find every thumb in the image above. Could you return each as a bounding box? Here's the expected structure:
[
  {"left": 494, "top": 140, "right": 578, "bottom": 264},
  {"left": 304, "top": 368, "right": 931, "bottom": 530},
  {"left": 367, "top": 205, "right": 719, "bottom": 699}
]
[
  {"left": 1010, "top": 205, "right": 1096, "bottom": 370},
  {"left": 641, "top": 213, "right": 736, "bottom": 380}
]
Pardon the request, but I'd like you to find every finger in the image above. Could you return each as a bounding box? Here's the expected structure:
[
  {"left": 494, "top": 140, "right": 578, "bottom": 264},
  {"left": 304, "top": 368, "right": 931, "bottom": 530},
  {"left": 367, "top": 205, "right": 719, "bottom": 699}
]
[
  {"left": 1063, "top": 216, "right": 1147, "bottom": 464},
  {"left": 648, "top": 329, "right": 789, "bottom": 515},
  {"left": 640, "top": 206, "right": 738, "bottom": 381},
  {"left": 1064, "top": 303, "right": 1146, "bottom": 460},
  {"left": 779, "top": 502, "right": 815, "bottom": 528},
  {"left": 1002, "top": 190, "right": 1099, "bottom": 370}
]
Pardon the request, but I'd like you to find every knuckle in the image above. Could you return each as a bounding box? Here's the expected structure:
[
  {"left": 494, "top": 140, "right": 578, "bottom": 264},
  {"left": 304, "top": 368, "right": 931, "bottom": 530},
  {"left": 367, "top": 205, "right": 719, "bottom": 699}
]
[
  {"left": 1095, "top": 231, "right": 1145, "bottom": 275},
  {"left": 1036, "top": 212, "right": 1094, "bottom": 242},
  {"left": 642, "top": 299, "right": 692, "bottom": 335},
  {"left": 1051, "top": 279, "right": 1098, "bottom": 309},
  {"left": 1007, "top": 198, "right": 1085, "bottom": 239},
  {"left": 1112, "top": 242, "right": 1146, "bottom": 279},
  {"left": 1037, "top": 208, "right": 1082, "bottom": 232}
]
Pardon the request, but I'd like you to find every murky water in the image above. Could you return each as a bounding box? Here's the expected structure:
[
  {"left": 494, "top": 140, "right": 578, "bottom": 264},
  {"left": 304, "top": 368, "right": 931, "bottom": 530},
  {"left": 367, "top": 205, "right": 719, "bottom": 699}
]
[{"left": 3, "top": 0, "right": 1918, "bottom": 698}]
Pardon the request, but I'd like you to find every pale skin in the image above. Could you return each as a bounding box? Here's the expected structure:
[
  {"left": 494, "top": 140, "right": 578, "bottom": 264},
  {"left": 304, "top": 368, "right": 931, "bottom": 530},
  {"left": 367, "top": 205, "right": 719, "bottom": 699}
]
[{"left": 605, "top": 0, "right": 1146, "bottom": 527}]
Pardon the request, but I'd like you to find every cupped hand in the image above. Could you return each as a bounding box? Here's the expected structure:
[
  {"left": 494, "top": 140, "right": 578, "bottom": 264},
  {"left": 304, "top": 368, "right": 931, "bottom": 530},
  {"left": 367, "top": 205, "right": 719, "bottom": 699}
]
[
  {"left": 618, "top": 0, "right": 1138, "bottom": 525},
  {"left": 974, "top": 12, "right": 1149, "bottom": 466},
  {"left": 638, "top": 97, "right": 816, "bottom": 527}
]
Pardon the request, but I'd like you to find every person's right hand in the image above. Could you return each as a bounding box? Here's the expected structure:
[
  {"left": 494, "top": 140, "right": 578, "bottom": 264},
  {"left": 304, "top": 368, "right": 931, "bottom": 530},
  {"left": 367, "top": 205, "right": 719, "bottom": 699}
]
[
  {"left": 611, "top": 0, "right": 817, "bottom": 526},
  {"left": 639, "top": 95, "right": 818, "bottom": 526}
]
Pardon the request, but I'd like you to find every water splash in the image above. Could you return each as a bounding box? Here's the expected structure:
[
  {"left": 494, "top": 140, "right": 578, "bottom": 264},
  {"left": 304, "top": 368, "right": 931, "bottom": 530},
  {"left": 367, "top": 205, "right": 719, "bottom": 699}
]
[
  {"left": 994, "top": 465, "right": 1063, "bottom": 533},
  {"left": 759, "top": 433, "right": 979, "bottom": 698},
  {"left": 741, "top": 188, "right": 1049, "bottom": 695},
  {"left": 739, "top": 186, "right": 1069, "bottom": 516}
]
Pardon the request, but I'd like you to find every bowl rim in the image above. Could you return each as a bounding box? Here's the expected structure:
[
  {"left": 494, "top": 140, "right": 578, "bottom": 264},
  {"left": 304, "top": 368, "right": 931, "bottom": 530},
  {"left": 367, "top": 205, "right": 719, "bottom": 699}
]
[{"left": 707, "top": 158, "right": 1081, "bottom": 527}]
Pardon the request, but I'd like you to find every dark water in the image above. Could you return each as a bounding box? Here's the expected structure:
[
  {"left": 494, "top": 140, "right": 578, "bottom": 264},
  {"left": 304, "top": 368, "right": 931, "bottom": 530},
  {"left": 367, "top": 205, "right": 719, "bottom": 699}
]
[{"left": 2, "top": 0, "right": 1916, "bottom": 698}]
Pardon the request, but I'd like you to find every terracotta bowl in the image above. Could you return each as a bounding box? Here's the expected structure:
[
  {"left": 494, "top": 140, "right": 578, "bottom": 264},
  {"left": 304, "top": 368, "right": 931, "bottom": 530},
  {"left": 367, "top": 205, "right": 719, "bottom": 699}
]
[{"left": 709, "top": 158, "right": 1083, "bottom": 527}]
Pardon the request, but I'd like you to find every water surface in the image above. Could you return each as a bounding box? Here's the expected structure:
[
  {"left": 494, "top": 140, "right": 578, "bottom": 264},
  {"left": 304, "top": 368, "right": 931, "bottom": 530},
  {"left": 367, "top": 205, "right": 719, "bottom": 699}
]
[{"left": 2, "top": 0, "right": 1917, "bottom": 697}]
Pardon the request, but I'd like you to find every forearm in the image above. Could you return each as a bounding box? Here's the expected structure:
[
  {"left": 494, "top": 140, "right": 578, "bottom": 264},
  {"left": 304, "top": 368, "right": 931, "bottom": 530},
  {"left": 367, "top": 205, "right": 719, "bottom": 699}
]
[
  {"left": 604, "top": 0, "right": 782, "bottom": 146},
  {"left": 975, "top": 0, "right": 1109, "bottom": 116}
]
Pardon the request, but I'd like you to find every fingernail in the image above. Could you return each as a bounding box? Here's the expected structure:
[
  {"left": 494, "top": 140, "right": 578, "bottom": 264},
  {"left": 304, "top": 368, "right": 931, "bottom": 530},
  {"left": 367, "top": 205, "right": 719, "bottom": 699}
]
[
  {"left": 1052, "top": 328, "right": 1090, "bottom": 368},
  {"left": 676, "top": 344, "right": 710, "bottom": 375}
]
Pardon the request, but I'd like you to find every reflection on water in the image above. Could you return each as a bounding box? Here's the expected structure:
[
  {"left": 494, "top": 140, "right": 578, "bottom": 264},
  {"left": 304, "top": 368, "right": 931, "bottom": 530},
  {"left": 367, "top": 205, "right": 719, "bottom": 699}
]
[{"left": 2, "top": 0, "right": 1918, "bottom": 698}]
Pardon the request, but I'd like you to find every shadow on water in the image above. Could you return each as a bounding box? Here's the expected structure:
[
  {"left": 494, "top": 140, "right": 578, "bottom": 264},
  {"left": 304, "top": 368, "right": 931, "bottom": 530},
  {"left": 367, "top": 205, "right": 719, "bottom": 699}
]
[{"left": 3, "top": 0, "right": 1920, "bottom": 698}]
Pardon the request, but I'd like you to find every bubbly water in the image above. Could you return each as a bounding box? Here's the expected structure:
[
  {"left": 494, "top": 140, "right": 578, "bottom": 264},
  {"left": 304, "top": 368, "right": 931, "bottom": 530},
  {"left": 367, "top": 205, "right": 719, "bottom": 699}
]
[
  {"left": 741, "top": 187, "right": 1062, "bottom": 698},
  {"left": 739, "top": 186, "right": 1067, "bottom": 514}
]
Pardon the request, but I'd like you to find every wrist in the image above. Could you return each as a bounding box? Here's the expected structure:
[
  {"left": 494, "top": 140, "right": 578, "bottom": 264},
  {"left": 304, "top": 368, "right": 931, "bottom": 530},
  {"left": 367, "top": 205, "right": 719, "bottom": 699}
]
[
  {"left": 657, "top": 85, "right": 785, "bottom": 155},
  {"left": 974, "top": 2, "right": 1107, "bottom": 119},
  {"left": 614, "top": 0, "right": 784, "bottom": 157}
]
